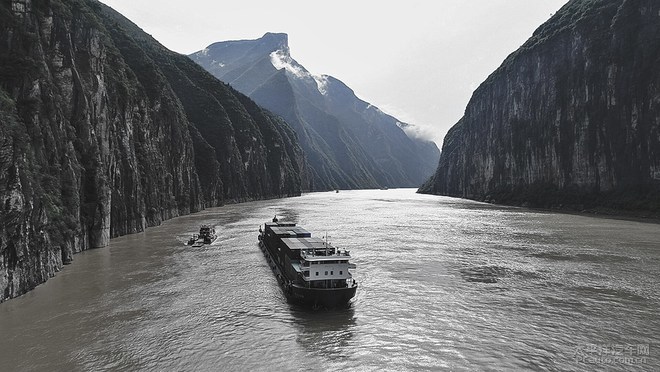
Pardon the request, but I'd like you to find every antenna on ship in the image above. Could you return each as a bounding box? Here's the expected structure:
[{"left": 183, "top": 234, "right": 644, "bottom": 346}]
[
  {"left": 273, "top": 215, "right": 278, "bottom": 223},
  {"left": 324, "top": 232, "right": 330, "bottom": 256}
]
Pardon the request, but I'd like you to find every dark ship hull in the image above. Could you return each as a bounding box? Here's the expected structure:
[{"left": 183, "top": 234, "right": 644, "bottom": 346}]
[{"left": 288, "top": 285, "right": 358, "bottom": 308}]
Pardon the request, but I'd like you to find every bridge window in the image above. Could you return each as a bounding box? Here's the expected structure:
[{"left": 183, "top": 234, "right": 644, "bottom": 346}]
[
  {"left": 331, "top": 271, "right": 334, "bottom": 275},
  {"left": 315, "top": 272, "right": 319, "bottom": 276},
  {"left": 340, "top": 271, "right": 343, "bottom": 275},
  {"left": 325, "top": 271, "right": 328, "bottom": 275}
]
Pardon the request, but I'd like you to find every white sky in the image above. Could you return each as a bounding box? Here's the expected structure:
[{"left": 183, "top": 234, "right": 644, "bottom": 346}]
[{"left": 100, "top": 0, "right": 569, "bottom": 147}]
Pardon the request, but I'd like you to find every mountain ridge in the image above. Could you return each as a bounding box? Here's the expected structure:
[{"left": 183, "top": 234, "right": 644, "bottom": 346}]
[{"left": 190, "top": 33, "right": 440, "bottom": 190}]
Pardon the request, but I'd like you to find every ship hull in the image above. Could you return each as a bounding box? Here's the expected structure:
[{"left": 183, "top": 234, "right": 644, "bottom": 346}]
[{"left": 287, "top": 285, "right": 357, "bottom": 308}]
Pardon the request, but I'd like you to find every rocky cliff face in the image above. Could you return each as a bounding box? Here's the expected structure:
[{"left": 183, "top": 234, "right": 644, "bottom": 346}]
[
  {"left": 190, "top": 33, "right": 440, "bottom": 190},
  {"left": 0, "top": 0, "right": 308, "bottom": 302},
  {"left": 419, "top": 0, "right": 660, "bottom": 215}
]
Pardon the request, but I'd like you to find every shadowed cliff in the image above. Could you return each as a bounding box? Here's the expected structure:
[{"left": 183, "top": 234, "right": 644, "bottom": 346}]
[
  {"left": 0, "top": 0, "right": 308, "bottom": 301},
  {"left": 419, "top": 0, "right": 660, "bottom": 217}
]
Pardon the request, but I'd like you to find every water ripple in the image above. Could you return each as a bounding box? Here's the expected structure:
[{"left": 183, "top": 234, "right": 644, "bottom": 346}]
[{"left": 1, "top": 189, "right": 659, "bottom": 371}]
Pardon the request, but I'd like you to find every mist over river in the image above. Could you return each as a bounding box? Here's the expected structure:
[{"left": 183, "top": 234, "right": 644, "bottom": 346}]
[{"left": 1, "top": 189, "right": 658, "bottom": 371}]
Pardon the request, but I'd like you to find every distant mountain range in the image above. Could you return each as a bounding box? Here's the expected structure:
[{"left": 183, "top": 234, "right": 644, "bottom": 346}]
[
  {"left": 190, "top": 33, "right": 440, "bottom": 190},
  {"left": 419, "top": 0, "right": 660, "bottom": 217}
]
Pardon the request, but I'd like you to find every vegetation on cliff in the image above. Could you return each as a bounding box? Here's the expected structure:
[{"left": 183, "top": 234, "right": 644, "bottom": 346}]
[
  {"left": 0, "top": 0, "right": 308, "bottom": 302},
  {"left": 419, "top": 0, "right": 660, "bottom": 218}
]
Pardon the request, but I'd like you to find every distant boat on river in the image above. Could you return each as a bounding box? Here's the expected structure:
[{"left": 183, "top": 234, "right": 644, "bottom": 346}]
[{"left": 187, "top": 225, "right": 217, "bottom": 247}]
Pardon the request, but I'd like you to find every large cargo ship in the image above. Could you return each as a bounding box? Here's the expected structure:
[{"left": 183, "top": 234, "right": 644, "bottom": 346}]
[{"left": 258, "top": 217, "right": 358, "bottom": 308}]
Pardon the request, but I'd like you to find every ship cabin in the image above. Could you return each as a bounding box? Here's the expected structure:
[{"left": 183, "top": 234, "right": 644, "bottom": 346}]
[
  {"left": 263, "top": 223, "right": 355, "bottom": 289},
  {"left": 198, "top": 225, "right": 216, "bottom": 244},
  {"left": 199, "top": 225, "right": 213, "bottom": 236}
]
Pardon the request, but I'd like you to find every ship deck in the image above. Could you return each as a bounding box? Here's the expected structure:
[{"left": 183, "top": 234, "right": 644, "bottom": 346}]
[
  {"left": 280, "top": 237, "right": 336, "bottom": 251},
  {"left": 266, "top": 225, "right": 311, "bottom": 238}
]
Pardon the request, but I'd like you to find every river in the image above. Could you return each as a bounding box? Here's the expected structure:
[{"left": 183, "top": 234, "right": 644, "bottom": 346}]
[{"left": 0, "top": 189, "right": 658, "bottom": 371}]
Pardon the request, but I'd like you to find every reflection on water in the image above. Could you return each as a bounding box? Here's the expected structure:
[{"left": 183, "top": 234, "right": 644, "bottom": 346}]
[
  {"left": 1, "top": 189, "right": 659, "bottom": 371},
  {"left": 292, "top": 307, "right": 356, "bottom": 360}
]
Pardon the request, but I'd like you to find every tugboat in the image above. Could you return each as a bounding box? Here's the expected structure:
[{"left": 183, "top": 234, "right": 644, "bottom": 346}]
[
  {"left": 187, "top": 225, "right": 217, "bottom": 247},
  {"left": 258, "top": 216, "right": 358, "bottom": 308}
]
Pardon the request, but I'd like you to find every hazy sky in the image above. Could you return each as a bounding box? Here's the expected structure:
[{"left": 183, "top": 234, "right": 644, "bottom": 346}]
[{"left": 100, "top": 0, "right": 569, "bottom": 146}]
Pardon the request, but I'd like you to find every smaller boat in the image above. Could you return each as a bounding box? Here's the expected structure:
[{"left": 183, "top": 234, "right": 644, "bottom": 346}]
[{"left": 187, "top": 225, "right": 217, "bottom": 247}]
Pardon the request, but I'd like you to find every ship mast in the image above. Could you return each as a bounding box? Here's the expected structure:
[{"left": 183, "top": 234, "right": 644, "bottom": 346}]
[{"left": 324, "top": 232, "right": 330, "bottom": 256}]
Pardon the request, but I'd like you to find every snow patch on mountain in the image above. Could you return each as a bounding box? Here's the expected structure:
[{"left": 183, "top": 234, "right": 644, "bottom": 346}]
[
  {"left": 270, "top": 50, "right": 328, "bottom": 95},
  {"left": 313, "top": 74, "right": 329, "bottom": 95},
  {"left": 270, "top": 49, "right": 306, "bottom": 78}
]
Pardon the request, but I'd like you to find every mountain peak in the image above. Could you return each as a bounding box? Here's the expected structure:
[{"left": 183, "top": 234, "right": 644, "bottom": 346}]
[{"left": 260, "top": 32, "right": 289, "bottom": 52}]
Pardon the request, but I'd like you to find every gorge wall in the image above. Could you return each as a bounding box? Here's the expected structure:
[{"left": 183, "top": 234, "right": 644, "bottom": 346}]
[
  {"left": 0, "top": 0, "right": 308, "bottom": 302},
  {"left": 419, "top": 0, "right": 660, "bottom": 216}
]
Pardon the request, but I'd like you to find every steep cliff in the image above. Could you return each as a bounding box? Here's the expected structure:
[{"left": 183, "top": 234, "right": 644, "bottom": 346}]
[
  {"left": 190, "top": 33, "right": 440, "bottom": 190},
  {"left": 0, "top": 0, "right": 308, "bottom": 302},
  {"left": 419, "top": 0, "right": 660, "bottom": 216}
]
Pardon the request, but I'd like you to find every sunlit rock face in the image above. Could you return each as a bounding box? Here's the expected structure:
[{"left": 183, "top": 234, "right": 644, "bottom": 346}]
[
  {"left": 190, "top": 33, "right": 440, "bottom": 191},
  {"left": 419, "top": 0, "right": 660, "bottom": 215},
  {"left": 0, "top": 0, "right": 308, "bottom": 301}
]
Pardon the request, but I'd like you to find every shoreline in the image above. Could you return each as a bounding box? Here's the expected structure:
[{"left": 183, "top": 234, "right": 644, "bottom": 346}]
[
  {"left": 417, "top": 190, "right": 660, "bottom": 225},
  {"left": 0, "top": 192, "right": 305, "bottom": 304},
  {"left": 543, "top": 206, "right": 660, "bottom": 225}
]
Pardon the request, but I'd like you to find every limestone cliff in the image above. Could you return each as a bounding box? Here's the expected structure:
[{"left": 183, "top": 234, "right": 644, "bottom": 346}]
[
  {"left": 0, "top": 0, "right": 307, "bottom": 301},
  {"left": 419, "top": 0, "right": 660, "bottom": 215}
]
